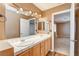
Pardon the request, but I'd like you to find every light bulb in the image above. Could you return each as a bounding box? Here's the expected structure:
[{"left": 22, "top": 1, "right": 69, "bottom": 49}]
[
  {"left": 17, "top": 11, "right": 19, "bottom": 13},
  {"left": 29, "top": 11, "right": 32, "bottom": 14},
  {"left": 39, "top": 15, "right": 41, "bottom": 17},
  {"left": 34, "top": 12, "right": 37, "bottom": 15},
  {"left": 20, "top": 8, "right": 23, "bottom": 11}
]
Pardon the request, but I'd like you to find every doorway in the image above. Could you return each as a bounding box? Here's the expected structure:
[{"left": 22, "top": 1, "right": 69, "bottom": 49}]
[
  {"left": 54, "top": 22, "right": 70, "bottom": 55},
  {"left": 53, "top": 10, "right": 70, "bottom": 56}
]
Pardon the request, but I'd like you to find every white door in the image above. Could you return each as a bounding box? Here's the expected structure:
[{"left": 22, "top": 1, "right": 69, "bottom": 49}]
[
  {"left": 70, "top": 3, "right": 75, "bottom": 56},
  {"left": 20, "top": 18, "right": 29, "bottom": 37}
]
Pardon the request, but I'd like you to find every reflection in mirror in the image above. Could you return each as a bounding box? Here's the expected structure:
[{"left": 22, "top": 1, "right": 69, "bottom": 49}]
[
  {"left": 20, "top": 18, "right": 36, "bottom": 37},
  {"left": 5, "top": 17, "right": 37, "bottom": 39},
  {"left": 5, "top": 6, "right": 37, "bottom": 39},
  {"left": 37, "top": 20, "right": 49, "bottom": 33},
  {"left": 38, "top": 22, "right": 42, "bottom": 30}
]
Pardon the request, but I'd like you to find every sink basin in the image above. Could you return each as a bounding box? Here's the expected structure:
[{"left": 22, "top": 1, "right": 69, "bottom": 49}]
[{"left": 15, "top": 41, "right": 34, "bottom": 47}]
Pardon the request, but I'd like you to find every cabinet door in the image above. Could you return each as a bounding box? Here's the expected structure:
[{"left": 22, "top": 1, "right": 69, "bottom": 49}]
[
  {"left": 33, "top": 43, "right": 41, "bottom": 56},
  {"left": 44, "top": 39, "right": 49, "bottom": 55},
  {"left": 17, "top": 48, "right": 33, "bottom": 56},
  {"left": 48, "top": 38, "right": 51, "bottom": 50},
  {"left": 0, "top": 48, "right": 14, "bottom": 56},
  {"left": 40, "top": 41, "right": 45, "bottom": 56}
]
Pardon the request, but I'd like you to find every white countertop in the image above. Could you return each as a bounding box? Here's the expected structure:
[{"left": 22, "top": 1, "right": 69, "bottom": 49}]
[
  {"left": 0, "top": 34, "right": 51, "bottom": 55},
  {"left": 0, "top": 40, "right": 13, "bottom": 51}
]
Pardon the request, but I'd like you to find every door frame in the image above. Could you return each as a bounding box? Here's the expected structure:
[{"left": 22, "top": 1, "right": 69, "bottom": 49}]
[
  {"left": 69, "top": 3, "right": 75, "bottom": 56},
  {"left": 52, "top": 6, "right": 75, "bottom": 56}
]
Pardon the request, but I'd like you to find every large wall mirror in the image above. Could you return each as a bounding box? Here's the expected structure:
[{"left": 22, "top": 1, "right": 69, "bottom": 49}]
[
  {"left": 5, "top": 5, "right": 37, "bottom": 39},
  {"left": 5, "top": 17, "right": 37, "bottom": 39},
  {"left": 5, "top": 5, "right": 49, "bottom": 39}
]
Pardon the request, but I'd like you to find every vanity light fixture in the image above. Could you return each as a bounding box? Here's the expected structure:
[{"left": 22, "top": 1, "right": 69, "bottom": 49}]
[{"left": 16, "top": 8, "right": 41, "bottom": 18}]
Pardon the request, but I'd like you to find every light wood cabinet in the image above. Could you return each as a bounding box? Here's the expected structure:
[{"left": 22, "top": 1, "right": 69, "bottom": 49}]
[
  {"left": 44, "top": 39, "right": 49, "bottom": 55},
  {"left": 40, "top": 41, "right": 45, "bottom": 56},
  {"left": 44, "top": 38, "right": 51, "bottom": 55},
  {"left": 48, "top": 38, "right": 51, "bottom": 50},
  {"left": 17, "top": 37, "right": 52, "bottom": 56},
  {"left": 0, "top": 48, "right": 14, "bottom": 56},
  {"left": 33, "top": 43, "right": 41, "bottom": 56}
]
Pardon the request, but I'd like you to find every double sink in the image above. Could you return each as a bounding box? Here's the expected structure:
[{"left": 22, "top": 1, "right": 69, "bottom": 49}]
[{"left": 7, "top": 34, "right": 50, "bottom": 54}]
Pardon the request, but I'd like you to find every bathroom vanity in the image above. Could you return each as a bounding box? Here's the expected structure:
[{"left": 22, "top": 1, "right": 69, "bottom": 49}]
[
  {"left": 14, "top": 34, "right": 51, "bottom": 56},
  {"left": 16, "top": 36, "right": 51, "bottom": 56},
  {"left": 0, "top": 34, "right": 52, "bottom": 56}
]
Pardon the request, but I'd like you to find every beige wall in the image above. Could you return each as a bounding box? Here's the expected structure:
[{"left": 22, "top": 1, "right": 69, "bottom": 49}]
[
  {"left": 0, "top": 4, "right": 5, "bottom": 40},
  {"left": 42, "top": 3, "right": 71, "bottom": 21}
]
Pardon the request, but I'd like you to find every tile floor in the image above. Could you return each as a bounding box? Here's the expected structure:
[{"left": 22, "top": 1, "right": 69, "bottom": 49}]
[{"left": 54, "top": 37, "right": 70, "bottom": 55}]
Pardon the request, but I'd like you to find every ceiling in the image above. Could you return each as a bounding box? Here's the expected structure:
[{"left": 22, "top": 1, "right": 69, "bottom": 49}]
[
  {"left": 54, "top": 12, "right": 70, "bottom": 23},
  {"left": 33, "top": 3, "right": 64, "bottom": 11}
]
